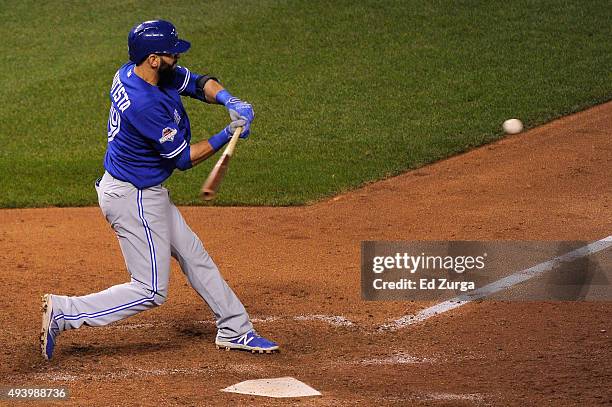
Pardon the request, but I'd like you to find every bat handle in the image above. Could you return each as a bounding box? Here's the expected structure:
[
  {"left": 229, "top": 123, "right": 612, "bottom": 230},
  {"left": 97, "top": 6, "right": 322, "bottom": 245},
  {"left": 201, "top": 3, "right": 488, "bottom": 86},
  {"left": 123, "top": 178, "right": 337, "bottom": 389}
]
[
  {"left": 224, "top": 126, "right": 243, "bottom": 157},
  {"left": 200, "top": 126, "right": 244, "bottom": 201}
]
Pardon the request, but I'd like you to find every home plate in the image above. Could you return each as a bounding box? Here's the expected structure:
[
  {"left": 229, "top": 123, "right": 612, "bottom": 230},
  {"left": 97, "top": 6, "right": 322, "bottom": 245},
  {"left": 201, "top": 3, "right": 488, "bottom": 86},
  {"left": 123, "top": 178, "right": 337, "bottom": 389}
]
[{"left": 221, "top": 377, "right": 321, "bottom": 398}]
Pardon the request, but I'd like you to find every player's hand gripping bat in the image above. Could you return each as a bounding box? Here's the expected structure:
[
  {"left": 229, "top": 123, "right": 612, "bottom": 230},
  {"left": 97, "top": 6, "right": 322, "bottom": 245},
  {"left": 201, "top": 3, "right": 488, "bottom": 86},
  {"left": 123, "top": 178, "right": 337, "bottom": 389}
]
[{"left": 200, "top": 126, "right": 242, "bottom": 201}]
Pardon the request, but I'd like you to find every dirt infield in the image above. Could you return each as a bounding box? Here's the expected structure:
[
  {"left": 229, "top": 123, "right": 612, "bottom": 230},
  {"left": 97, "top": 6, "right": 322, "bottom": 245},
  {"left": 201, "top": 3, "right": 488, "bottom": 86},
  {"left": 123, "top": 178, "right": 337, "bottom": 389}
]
[{"left": 1, "top": 102, "right": 611, "bottom": 406}]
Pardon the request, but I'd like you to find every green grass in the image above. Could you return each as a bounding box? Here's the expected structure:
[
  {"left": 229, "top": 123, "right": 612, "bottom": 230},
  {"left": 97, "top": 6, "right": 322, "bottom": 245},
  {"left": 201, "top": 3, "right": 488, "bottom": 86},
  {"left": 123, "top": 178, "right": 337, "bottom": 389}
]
[{"left": 1, "top": 0, "right": 610, "bottom": 207}]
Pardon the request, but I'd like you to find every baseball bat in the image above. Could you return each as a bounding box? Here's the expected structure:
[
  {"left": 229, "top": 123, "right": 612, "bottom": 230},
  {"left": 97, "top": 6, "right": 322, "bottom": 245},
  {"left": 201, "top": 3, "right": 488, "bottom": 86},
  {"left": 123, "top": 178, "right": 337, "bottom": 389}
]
[{"left": 200, "top": 126, "right": 242, "bottom": 201}]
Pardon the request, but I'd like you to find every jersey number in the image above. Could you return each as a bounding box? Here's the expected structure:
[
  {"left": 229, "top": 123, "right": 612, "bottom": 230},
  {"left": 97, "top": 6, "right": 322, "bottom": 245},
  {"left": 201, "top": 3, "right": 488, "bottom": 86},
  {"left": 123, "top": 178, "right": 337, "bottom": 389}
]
[{"left": 107, "top": 105, "right": 121, "bottom": 142}]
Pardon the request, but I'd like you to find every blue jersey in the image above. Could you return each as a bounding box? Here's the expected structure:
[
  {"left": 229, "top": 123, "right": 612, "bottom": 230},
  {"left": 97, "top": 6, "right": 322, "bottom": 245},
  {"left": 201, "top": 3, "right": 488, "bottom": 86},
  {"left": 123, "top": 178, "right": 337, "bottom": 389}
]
[{"left": 104, "top": 62, "right": 204, "bottom": 189}]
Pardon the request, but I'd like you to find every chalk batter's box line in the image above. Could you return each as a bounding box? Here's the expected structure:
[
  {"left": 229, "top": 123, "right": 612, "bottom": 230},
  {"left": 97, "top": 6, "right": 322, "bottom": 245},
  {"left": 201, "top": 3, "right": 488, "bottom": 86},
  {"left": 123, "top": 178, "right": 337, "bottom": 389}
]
[{"left": 380, "top": 235, "right": 612, "bottom": 331}]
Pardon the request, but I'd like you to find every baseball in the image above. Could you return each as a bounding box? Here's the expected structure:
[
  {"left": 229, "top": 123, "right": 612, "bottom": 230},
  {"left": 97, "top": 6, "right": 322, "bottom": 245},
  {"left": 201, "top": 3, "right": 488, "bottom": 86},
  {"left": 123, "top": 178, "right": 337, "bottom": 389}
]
[{"left": 502, "top": 118, "right": 523, "bottom": 134}]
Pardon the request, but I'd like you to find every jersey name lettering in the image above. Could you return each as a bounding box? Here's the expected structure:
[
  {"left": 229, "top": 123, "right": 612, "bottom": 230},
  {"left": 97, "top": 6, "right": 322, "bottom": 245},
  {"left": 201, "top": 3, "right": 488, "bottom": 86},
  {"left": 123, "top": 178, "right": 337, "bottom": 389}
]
[{"left": 110, "top": 71, "right": 132, "bottom": 112}]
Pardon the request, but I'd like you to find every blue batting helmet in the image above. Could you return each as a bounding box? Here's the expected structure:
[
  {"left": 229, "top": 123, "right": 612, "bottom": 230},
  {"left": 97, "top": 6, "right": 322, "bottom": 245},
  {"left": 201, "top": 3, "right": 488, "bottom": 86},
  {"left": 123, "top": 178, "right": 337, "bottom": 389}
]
[{"left": 128, "top": 20, "right": 191, "bottom": 64}]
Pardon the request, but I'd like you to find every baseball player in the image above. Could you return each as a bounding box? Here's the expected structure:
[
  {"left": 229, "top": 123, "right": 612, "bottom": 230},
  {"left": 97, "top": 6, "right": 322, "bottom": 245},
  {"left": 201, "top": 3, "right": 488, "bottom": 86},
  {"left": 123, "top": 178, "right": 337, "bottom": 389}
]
[{"left": 40, "top": 20, "right": 278, "bottom": 360}]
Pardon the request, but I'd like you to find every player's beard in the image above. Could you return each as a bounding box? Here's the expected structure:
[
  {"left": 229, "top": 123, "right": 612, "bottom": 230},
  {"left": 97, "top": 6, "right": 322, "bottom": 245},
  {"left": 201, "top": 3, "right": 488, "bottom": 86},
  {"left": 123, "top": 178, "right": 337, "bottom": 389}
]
[{"left": 157, "top": 59, "right": 177, "bottom": 87}]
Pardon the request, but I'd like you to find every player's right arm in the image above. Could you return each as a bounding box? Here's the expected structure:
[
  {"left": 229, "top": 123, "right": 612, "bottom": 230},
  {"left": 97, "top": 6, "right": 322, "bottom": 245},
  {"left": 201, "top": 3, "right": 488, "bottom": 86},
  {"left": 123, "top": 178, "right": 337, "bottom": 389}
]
[
  {"left": 189, "top": 119, "right": 247, "bottom": 167},
  {"left": 131, "top": 104, "right": 247, "bottom": 169},
  {"left": 130, "top": 104, "right": 192, "bottom": 169}
]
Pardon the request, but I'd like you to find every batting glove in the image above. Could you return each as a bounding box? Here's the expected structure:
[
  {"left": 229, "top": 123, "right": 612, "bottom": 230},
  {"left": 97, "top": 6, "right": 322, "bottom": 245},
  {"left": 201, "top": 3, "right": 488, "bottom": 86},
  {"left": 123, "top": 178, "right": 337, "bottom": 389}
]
[
  {"left": 229, "top": 110, "right": 251, "bottom": 139},
  {"left": 216, "top": 89, "right": 255, "bottom": 123},
  {"left": 208, "top": 118, "right": 248, "bottom": 152},
  {"left": 228, "top": 117, "right": 250, "bottom": 139}
]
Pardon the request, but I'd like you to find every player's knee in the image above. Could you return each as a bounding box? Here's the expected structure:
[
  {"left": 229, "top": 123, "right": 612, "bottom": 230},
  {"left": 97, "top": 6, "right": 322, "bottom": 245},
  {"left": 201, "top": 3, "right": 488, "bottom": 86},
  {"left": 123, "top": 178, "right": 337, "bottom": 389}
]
[
  {"left": 152, "top": 291, "right": 167, "bottom": 306},
  {"left": 130, "top": 279, "right": 167, "bottom": 306},
  {"left": 153, "top": 294, "right": 167, "bottom": 306}
]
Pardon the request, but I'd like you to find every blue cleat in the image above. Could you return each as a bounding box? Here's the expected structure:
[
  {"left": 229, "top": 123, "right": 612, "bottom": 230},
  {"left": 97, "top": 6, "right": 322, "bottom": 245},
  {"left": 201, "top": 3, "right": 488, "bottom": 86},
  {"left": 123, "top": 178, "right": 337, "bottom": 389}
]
[
  {"left": 40, "top": 294, "right": 60, "bottom": 360},
  {"left": 216, "top": 330, "right": 279, "bottom": 354}
]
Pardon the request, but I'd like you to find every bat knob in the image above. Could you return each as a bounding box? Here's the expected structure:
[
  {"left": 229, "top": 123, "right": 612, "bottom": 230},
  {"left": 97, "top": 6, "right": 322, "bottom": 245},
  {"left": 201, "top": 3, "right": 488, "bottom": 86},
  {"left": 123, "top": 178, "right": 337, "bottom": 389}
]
[{"left": 201, "top": 190, "right": 216, "bottom": 201}]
